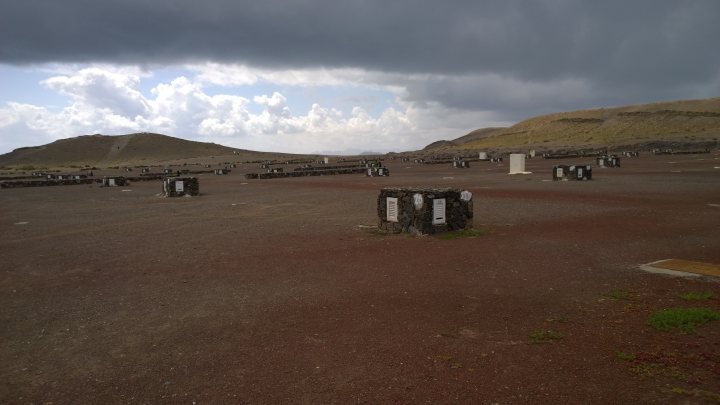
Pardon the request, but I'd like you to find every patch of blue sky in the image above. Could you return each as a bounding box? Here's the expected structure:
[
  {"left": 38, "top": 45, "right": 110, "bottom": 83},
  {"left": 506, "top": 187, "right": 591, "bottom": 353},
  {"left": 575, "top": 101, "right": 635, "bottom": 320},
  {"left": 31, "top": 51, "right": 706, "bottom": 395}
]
[{"left": 0, "top": 64, "right": 67, "bottom": 112}]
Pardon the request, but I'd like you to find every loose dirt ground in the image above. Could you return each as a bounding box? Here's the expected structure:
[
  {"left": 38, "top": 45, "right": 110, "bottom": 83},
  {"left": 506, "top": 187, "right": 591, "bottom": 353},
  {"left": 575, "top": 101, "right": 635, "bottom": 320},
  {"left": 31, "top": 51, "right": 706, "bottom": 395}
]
[{"left": 2, "top": 153, "right": 720, "bottom": 404}]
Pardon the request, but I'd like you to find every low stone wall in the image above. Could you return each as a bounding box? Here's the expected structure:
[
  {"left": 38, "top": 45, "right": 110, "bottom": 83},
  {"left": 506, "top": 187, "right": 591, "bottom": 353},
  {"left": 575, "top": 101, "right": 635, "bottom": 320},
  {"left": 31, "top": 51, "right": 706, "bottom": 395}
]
[
  {"left": 0, "top": 179, "right": 98, "bottom": 188},
  {"left": 377, "top": 187, "right": 473, "bottom": 235},
  {"left": 655, "top": 148, "right": 710, "bottom": 155},
  {"left": 246, "top": 167, "right": 367, "bottom": 179},
  {"left": 162, "top": 177, "right": 199, "bottom": 197},
  {"left": 543, "top": 150, "right": 607, "bottom": 159},
  {"left": 293, "top": 165, "right": 365, "bottom": 172}
]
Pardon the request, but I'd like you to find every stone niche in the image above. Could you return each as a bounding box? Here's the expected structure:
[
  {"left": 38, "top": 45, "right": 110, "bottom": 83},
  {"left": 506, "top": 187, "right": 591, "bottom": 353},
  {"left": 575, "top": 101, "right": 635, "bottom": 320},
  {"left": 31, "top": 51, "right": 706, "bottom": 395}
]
[
  {"left": 377, "top": 187, "right": 473, "bottom": 234},
  {"left": 597, "top": 155, "right": 621, "bottom": 168},
  {"left": 162, "top": 177, "right": 199, "bottom": 197},
  {"left": 101, "top": 176, "right": 128, "bottom": 187},
  {"left": 367, "top": 167, "right": 390, "bottom": 177},
  {"left": 552, "top": 165, "right": 593, "bottom": 181}
]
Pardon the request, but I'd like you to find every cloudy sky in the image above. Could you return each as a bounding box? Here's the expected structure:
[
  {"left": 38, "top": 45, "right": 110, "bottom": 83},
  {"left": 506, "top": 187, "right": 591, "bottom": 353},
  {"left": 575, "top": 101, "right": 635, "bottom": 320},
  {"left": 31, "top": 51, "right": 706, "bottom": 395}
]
[{"left": 1, "top": 0, "right": 719, "bottom": 155}]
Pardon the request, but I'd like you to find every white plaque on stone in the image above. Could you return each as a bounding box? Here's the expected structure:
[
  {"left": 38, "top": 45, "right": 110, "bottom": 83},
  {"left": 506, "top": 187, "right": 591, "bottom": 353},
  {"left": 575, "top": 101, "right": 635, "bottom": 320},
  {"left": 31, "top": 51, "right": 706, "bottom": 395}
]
[
  {"left": 432, "top": 198, "right": 446, "bottom": 225},
  {"left": 460, "top": 190, "right": 472, "bottom": 201},
  {"left": 175, "top": 181, "right": 184, "bottom": 192},
  {"left": 386, "top": 197, "right": 398, "bottom": 222},
  {"left": 413, "top": 193, "right": 424, "bottom": 210}
]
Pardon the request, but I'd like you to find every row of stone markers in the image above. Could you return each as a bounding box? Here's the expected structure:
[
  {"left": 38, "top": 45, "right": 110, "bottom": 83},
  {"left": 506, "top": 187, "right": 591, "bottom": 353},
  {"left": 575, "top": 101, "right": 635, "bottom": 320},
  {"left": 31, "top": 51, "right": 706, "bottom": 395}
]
[
  {"left": 652, "top": 148, "right": 710, "bottom": 155},
  {"left": 245, "top": 167, "right": 368, "bottom": 179}
]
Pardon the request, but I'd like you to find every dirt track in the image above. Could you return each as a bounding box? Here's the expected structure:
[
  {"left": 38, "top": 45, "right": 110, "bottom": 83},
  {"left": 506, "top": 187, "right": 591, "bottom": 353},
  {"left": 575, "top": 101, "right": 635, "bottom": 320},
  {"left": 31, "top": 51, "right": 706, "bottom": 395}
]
[{"left": 2, "top": 154, "right": 720, "bottom": 404}]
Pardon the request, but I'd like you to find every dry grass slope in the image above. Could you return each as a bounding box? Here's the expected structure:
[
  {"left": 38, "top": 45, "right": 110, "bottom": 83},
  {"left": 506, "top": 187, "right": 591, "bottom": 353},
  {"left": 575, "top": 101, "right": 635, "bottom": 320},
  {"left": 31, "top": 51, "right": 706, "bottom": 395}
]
[{"left": 431, "top": 98, "right": 720, "bottom": 152}]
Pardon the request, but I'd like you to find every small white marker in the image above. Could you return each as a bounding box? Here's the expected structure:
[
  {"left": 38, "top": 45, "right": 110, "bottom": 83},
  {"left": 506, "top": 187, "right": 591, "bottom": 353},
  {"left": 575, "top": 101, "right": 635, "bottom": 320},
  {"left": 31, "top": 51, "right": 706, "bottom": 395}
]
[{"left": 14, "top": 221, "right": 29, "bottom": 225}]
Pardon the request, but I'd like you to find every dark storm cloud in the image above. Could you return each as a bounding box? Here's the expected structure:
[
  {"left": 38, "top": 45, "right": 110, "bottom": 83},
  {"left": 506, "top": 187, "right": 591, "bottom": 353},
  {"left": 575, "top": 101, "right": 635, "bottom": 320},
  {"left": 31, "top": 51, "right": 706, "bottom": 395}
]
[{"left": 1, "top": 0, "right": 719, "bottom": 115}]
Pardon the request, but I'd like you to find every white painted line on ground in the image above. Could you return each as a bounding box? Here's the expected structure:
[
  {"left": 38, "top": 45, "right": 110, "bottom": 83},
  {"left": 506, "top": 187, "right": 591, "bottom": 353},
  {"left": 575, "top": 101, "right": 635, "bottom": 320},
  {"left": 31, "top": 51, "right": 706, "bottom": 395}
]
[
  {"left": 14, "top": 221, "right": 29, "bottom": 225},
  {"left": 639, "top": 263, "right": 702, "bottom": 278}
]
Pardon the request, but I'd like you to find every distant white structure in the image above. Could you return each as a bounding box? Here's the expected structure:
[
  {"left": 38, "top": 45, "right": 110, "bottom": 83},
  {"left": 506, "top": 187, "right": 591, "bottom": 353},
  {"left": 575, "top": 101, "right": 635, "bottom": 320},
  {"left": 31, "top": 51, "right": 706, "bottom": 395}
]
[
  {"left": 478, "top": 152, "right": 488, "bottom": 160},
  {"left": 529, "top": 149, "right": 536, "bottom": 158},
  {"left": 509, "top": 153, "right": 532, "bottom": 174},
  {"left": 323, "top": 157, "right": 329, "bottom": 164}
]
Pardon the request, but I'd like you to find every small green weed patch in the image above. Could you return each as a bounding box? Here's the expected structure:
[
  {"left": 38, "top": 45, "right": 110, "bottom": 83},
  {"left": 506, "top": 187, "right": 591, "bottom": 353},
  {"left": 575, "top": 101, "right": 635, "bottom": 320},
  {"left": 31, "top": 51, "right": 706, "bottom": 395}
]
[
  {"left": 648, "top": 307, "right": 720, "bottom": 333},
  {"left": 629, "top": 362, "right": 685, "bottom": 379},
  {"left": 438, "top": 228, "right": 489, "bottom": 240},
  {"left": 616, "top": 351, "right": 635, "bottom": 361},
  {"left": 677, "top": 291, "right": 714, "bottom": 301},
  {"left": 529, "top": 330, "right": 562, "bottom": 344}
]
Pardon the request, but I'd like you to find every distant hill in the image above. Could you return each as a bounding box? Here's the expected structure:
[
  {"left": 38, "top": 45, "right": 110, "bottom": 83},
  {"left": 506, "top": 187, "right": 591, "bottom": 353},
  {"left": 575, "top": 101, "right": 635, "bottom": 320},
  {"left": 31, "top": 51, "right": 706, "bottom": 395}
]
[
  {"left": 424, "top": 127, "right": 506, "bottom": 150},
  {"left": 0, "top": 133, "right": 286, "bottom": 167},
  {"left": 425, "top": 98, "right": 720, "bottom": 152}
]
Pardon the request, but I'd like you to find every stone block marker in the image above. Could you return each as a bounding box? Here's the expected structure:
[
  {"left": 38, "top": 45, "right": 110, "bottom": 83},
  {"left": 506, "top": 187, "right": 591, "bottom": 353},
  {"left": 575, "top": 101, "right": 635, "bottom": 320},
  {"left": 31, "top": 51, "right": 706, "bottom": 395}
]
[
  {"left": 509, "top": 153, "right": 531, "bottom": 174},
  {"left": 553, "top": 165, "right": 592, "bottom": 181},
  {"left": 597, "top": 155, "right": 621, "bottom": 167},
  {"left": 101, "top": 176, "right": 128, "bottom": 187},
  {"left": 367, "top": 167, "right": 390, "bottom": 177},
  {"left": 162, "top": 177, "right": 199, "bottom": 197},
  {"left": 378, "top": 187, "right": 473, "bottom": 234}
]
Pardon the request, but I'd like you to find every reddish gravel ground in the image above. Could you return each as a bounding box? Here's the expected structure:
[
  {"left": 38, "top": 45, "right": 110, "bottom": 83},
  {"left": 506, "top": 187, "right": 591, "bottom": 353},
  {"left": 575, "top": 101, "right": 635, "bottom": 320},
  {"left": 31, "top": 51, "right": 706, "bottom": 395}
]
[{"left": 1, "top": 153, "right": 720, "bottom": 404}]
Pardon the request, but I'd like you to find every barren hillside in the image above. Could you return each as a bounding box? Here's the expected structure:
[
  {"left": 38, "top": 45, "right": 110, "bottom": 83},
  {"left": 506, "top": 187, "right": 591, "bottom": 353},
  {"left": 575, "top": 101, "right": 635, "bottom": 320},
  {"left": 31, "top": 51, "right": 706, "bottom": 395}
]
[
  {"left": 0, "top": 133, "right": 291, "bottom": 167},
  {"left": 429, "top": 98, "right": 720, "bottom": 152}
]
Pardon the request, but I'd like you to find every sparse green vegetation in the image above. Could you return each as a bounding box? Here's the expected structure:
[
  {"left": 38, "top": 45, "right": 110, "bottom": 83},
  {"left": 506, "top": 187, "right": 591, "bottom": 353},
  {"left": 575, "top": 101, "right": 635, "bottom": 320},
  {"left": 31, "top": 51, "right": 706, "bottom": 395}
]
[
  {"left": 617, "top": 351, "right": 636, "bottom": 361},
  {"left": 648, "top": 307, "right": 720, "bottom": 333},
  {"left": 677, "top": 291, "right": 714, "bottom": 301},
  {"left": 629, "top": 362, "right": 685, "bottom": 379},
  {"left": 529, "top": 330, "right": 562, "bottom": 344},
  {"left": 438, "top": 228, "right": 489, "bottom": 240}
]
